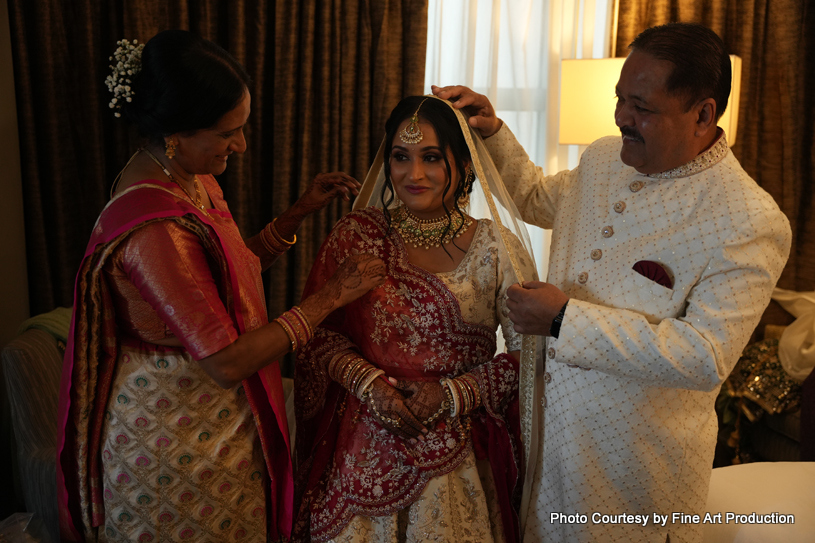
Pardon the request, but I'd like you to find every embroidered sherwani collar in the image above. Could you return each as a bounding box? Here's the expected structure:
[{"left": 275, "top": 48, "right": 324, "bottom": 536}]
[{"left": 645, "top": 131, "right": 729, "bottom": 179}]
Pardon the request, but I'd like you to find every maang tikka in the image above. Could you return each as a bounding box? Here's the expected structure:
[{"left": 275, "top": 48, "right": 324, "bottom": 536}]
[{"left": 399, "top": 98, "right": 429, "bottom": 144}]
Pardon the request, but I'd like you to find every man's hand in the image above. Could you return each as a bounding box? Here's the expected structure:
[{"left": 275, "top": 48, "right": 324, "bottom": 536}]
[
  {"left": 431, "top": 84, "right": 503, "bottom": 138},
  {"left": 506, "top": 281, "right": 570, "bottom": 336}
]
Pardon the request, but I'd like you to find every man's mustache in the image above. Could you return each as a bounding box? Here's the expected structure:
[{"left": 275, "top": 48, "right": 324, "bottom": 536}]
[{"left": 620, "top": 126, "right": 644, "bottom": 142}]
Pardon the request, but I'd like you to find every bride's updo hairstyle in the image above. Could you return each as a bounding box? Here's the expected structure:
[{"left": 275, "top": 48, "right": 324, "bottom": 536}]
[
  {"left": 381, "top": 96, "right": 474, "bottom": 247},
  {"left": 120, "top": 29, "right": 251, "bottom": 144}
]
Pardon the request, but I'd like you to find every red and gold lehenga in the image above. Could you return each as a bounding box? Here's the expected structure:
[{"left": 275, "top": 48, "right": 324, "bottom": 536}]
[
  {"left": 292, "top": 207, "right": 536, "bottom": 543},
  {"left": 57, "top": 177, "right": 292, "bottom": 542}
]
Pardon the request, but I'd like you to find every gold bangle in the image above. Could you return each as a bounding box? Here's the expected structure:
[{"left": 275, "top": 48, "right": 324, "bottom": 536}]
[
  {"left": 441, "top": 378, "right": 459, "bottom": 418},
  {"left": 261, "top": 222, "right": 289, "bottom": 254},
  {"left": 356, "top": 369, "right": 385, "bottom": 400},
  {"left": 289, "top": 306, "right": 314, "bottom": 339},
  {"left": 270, "top": 218, "right": 296, "bottom": 246},
  {"left": 329, "top": 351, "right": 356, "bottom": 381},
  {"left": 274, "top": 317, "right": 297, "bottom": 351}
]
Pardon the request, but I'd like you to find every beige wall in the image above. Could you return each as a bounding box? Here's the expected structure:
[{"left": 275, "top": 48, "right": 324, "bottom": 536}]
[{"left": 0, "top": 0, "right": 29, "bottom": 346}]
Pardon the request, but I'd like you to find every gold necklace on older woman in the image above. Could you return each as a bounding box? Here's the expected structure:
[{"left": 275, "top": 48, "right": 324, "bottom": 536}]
[
  {"left": 392, "top": 205, "right": 473, "bottom": 249},
  {"left": 141, "top": 148, "right": 207, "bottom": 213}
]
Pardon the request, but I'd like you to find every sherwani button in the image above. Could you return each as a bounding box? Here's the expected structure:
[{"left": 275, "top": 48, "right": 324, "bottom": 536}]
[
  {"left": 590, "top": 249, "right": 602, "bottom": 260},
  {"left": 629, "top": 180, "right": 644, "bottom": 192},
  {"left": 544, "top": 372, "right": 552, "bottom": 383},
  {"left": 602, "top": 226, "right": 614, "bottom": 238},
  {"left": 541, "top": 395, "right": 547, "bottom": 408},
  {"left": 578, "top": 271, "right": 589, "bottom": 283},
  {"left": 613, "top": 201, "right": 626, "bottom": 213},
  {"left": 547, "top": 347, "right": 556, "bottom": 359}
]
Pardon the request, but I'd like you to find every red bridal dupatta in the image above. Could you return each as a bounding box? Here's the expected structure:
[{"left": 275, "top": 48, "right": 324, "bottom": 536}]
[
  {"left": 293, "top": 208, "right": 524, "bottom": 542},
  {"left": 56, "top": 180, "right": 293, "bottom": 541}
]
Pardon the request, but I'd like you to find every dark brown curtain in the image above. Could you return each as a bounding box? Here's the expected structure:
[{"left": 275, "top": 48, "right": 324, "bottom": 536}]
[
  {"left": 7, "top": 0, "right": 427, "bottom": 344},
  {"left": 615, "top": 0, "right": 815, "bottom": 329}
]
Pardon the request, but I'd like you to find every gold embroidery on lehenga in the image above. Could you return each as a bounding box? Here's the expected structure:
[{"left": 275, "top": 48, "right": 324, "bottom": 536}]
[{"left": 297, "top": 209, "right": 526, "bottom": 542}]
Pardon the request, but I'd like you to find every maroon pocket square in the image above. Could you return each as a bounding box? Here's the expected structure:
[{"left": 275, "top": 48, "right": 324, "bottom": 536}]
[{"left": 633, "top": 260, "right": 673, "bottom": 289}]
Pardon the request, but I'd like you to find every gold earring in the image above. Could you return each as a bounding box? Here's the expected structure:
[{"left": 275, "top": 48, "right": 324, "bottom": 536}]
[
  {"left": 165, "top": 139, "right": 177, "bottom": 159},
  {"left": 458, "top": 168, "right": 474, "bottom": 207}
]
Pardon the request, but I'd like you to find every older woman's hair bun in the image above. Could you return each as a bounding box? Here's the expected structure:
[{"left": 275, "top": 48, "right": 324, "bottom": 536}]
[{"left": 118, "top": 29, "right": 251, "bottom": 141}]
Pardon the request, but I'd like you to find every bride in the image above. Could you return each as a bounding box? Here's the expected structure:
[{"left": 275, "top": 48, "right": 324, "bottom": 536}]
[{"left": 291, "top": 95, "right": 538, "bottom": 542}]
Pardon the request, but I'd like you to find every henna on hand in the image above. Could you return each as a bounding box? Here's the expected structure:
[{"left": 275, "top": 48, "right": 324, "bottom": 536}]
[
  {"left": 393, "top": 380, "right": 446, "bottom": 421},
  {"left": 367, "top": 379, "right": 426, "bottom": 440},
  {"left": 302, "top": 253, "right": 386, "bottom": 316}
]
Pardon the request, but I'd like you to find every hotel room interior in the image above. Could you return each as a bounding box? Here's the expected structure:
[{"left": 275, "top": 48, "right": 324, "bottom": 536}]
[{"left": 0, "top": 0, "right": 812, "bottom": 541}]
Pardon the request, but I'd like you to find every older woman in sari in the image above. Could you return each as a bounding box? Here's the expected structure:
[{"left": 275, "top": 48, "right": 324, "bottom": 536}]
[
  {"left": 57, "top": 30, "right": 385, "bottom": 543},
  {"left": 292, "top": 96, "right": 537, "bottom": 542}
]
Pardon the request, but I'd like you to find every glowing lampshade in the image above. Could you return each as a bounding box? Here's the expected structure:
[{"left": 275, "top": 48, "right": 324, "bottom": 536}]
[{"left": 558, "top": 55, "right": 741, "bottom": 145}]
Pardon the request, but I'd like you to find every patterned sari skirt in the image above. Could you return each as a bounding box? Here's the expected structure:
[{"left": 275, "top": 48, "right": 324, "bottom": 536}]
[{"left": 99, "top": 339, "right": 267, "bottom": 542}]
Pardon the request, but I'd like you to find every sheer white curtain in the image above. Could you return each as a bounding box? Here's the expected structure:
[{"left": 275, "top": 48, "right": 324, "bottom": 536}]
[{"left": 425, "top": 0, "right": 615, "bottom": 279}]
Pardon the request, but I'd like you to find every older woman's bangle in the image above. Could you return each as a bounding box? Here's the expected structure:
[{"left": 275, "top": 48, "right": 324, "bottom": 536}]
[
  {"left": 274, "top": 305, "right": 313, "bottom": 351},
  {"left": 260, "top": 218, "right": 296, "bottom": 255},
  {"left": 270, "top": 218, "right": 296, "bottom": 245}
]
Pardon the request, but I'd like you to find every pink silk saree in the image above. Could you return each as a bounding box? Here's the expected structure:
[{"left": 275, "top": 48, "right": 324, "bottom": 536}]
[
  {"left": 292, "top": 208, "right": 522, "bottom": 542},
  {"left": 56, "top": 179, "right": 293, "bottom": 541}
]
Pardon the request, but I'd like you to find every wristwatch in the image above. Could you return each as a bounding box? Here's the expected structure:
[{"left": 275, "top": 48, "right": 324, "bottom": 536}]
[{"left": 549, "top": 300, "right": 569, "bottom": 338}]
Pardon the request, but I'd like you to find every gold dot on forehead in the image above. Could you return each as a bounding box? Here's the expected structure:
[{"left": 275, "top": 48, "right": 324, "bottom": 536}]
[{"left": 399, "top": 98, "right": 429, "bottom": 144}]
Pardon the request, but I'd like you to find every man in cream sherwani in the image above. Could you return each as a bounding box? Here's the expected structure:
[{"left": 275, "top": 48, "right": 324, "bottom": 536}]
[{"left": 434, "top": 23, "right": 791, "bottom": 543}]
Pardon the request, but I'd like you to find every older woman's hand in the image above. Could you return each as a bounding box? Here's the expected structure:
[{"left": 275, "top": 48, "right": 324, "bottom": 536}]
[
  {"left": 300, "top": 253, "right": 386, "bottom": 320},
  {"left": 293, "top": 172, "right": 361, "bottom": 216},
  {"left": 328, "top": 253, "right": 387, "bottom": 308},
  {"left": 366, "top": 379, "right": 427, "bottom": 441}
]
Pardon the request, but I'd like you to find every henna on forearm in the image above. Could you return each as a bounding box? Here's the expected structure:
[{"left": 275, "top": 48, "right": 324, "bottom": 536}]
[{"left": 299, "top": 253, "right": 386, "bottom": 330}]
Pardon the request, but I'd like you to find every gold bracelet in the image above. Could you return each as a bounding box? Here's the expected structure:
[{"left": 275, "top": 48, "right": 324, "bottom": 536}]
[
  {"left": 366, "top": 394, "right": 401, "bottom": 427},
  {"left": 261, "top": 222, "right": 289, "bottom": 254},
  {"left": 422, "top": 395, "right": 451, "bottom": 426},
  {"left": 273, "top": 317, "right": 297, "bottom": 351},
  {"left": 289, "top": 306, "right": 314, "bottom": 339},
  {"left": 270, "top": 218, "right": 296, "bottom": 246},
  {"left": 276, "top": 306, "right": 314, "bottom": 350},
  {"left": 357, "top": 369, "right": 385, "bottom": 400},
  {"left": 329, "top": 351, "right": 357, "bottom": 381},
  {"left": 441, "top": 378, "right": 459, "bottom": 418}
]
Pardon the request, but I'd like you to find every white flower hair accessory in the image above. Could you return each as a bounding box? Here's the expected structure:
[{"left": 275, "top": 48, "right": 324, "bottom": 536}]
[{"left": 105, "top": 39, "right": 144, "bottom": 118}]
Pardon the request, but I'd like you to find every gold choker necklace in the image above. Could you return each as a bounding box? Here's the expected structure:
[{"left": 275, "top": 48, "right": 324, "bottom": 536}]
[
  {"left": 142, "top": 148, "right": 207, "bottom": 213},
  {"left": 393, "top": 206, "right": 472, "bottom": 249}
]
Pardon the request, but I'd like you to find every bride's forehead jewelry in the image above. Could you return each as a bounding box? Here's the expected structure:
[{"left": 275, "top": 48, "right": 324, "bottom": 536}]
[{"left": 399, "top": 98, "right": 429, "bottom": 144}]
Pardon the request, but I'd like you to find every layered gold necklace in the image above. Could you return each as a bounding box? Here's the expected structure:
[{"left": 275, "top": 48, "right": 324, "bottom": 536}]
[
  {"left": 392, "top": 205, "right": 473, "bottom": 249},
  {"left": 142, "top": 148, "right": 207, "bottom": 213}
]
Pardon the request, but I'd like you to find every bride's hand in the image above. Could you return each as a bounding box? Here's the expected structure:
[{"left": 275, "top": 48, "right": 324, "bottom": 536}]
[
  {"left": 392, "top": 379, "right": 447, "bottom": 425},
  {"left": 293, "top": 172, "right": 361, "bottom": 216},
  {"left": 366, "top": 379, "right": 427, "bottom": 441}
]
